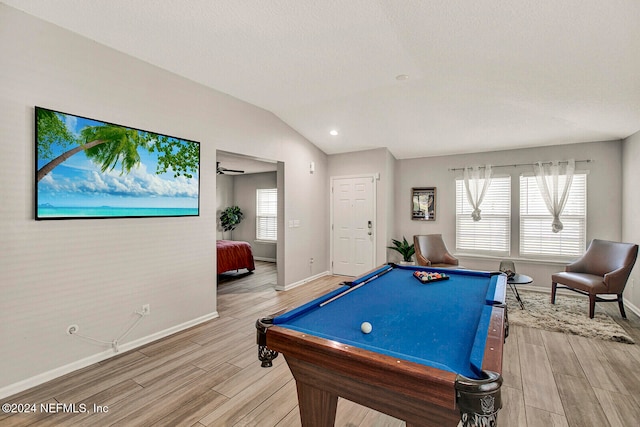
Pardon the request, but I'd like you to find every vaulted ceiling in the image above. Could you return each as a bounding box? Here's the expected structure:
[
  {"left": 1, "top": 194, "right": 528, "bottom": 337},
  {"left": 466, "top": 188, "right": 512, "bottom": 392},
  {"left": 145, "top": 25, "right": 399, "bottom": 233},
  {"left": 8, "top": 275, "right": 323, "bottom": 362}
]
[{"left": 4, "top": 0, "right": 640, "bottom": 159}]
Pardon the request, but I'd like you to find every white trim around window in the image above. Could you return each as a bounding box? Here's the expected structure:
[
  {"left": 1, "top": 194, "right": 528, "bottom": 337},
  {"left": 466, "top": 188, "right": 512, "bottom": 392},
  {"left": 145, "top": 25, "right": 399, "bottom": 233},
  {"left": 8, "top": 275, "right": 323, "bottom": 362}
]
[
  {"left": 256, "top": 188, "right": 277, "bottom": 242},
  {"left": 455, "top": 175, "right": 511, "bottom": 257},
  {"left": 519, "top": 172, "right": 587, "bottom": 259}
]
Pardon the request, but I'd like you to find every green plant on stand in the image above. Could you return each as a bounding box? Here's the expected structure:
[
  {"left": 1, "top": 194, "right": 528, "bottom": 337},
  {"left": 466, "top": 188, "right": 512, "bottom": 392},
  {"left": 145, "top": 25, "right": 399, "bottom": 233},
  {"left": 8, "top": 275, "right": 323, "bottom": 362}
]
[
  {"left": 220, "top": 206, "right": 244, "bottom": 232},
  {"left": 388, "top": 236, "right": 415, "bottom": 263}
]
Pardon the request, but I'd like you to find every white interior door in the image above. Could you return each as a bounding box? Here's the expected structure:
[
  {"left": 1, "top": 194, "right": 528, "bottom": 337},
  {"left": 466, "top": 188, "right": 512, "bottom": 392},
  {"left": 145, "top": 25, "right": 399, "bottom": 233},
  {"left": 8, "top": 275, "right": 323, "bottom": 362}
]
[{"left": 331, "top": 176, "right": 375, "bottom": 276}]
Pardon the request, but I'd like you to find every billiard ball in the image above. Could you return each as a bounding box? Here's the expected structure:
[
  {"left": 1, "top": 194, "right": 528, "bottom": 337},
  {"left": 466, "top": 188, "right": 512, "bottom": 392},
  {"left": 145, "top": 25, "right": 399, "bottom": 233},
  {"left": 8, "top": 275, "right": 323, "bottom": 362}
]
[{"left": 361, "top": 322, "right": 372, "bottom": 334}]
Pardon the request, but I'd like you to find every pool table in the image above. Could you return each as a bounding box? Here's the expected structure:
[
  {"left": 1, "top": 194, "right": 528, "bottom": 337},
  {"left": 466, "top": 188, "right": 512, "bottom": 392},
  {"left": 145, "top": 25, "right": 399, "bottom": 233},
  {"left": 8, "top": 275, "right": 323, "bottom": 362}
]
[{"left": 256, "top": 263, "right": 508, "bottom": 427}]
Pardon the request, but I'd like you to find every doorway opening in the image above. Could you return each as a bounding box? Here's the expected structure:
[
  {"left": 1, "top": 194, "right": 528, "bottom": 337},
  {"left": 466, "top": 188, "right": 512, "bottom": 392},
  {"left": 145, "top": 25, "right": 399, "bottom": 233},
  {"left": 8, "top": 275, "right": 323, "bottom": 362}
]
[{"left": 216, "top": 150, "right": 284, "bottom": 290}]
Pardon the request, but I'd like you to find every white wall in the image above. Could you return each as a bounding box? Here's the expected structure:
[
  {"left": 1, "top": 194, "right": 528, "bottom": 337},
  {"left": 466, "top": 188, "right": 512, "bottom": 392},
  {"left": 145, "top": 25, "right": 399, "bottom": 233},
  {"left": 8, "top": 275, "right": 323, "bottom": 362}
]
[
  {"left": 622, "top": 131, "right": 640, "bottom": 311},
  {"left": 394, "top": 141, "right": 624, "bottom": 288},
  {"left": 0, "top": 4, "right": 328, "bottom": 396},
  {"left": 233, "top": 172, "right": 278, "bottom": 260}
]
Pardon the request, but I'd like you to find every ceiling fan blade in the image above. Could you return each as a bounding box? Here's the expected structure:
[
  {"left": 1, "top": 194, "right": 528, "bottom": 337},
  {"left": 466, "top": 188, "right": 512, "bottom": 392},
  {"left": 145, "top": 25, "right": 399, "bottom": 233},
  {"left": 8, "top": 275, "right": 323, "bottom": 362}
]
[{"left": 216, "top": 162, "right": 244, "bottom": 174}]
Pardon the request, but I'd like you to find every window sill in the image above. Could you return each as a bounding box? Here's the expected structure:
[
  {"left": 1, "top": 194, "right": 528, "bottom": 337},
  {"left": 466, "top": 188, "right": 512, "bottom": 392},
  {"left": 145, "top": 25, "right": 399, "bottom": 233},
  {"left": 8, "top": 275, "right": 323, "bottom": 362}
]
[
  {"left": 255, "top": 239, "right": 277, "bottom": 244},
  {"left": 454, "top": 253, "right": 573, "bottom": 266}
]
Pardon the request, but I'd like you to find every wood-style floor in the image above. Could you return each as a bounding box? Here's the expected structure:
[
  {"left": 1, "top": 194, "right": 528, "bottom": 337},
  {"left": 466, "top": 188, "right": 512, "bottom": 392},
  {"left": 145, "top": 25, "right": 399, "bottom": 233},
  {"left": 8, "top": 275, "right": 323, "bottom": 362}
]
[{"left": 2, "top": 261, "right": 640, "bottom": 426}]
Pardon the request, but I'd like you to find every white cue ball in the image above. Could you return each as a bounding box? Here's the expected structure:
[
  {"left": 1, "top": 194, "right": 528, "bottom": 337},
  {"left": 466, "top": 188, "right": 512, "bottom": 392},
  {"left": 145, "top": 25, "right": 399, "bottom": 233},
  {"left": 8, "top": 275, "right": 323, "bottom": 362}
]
[{"left": 361, "top": 322, "right": 372, "bottom": 334}]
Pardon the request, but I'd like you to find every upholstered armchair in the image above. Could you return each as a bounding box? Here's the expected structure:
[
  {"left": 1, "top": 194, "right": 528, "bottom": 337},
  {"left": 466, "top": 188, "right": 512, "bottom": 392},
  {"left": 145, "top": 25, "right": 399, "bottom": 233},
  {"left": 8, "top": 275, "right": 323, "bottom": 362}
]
[
  {"left": 551, "top": 239, "right": 638, "bottom": 318},
  {"left": 413, "top": 234, "right": 459, "bottom": 268}
]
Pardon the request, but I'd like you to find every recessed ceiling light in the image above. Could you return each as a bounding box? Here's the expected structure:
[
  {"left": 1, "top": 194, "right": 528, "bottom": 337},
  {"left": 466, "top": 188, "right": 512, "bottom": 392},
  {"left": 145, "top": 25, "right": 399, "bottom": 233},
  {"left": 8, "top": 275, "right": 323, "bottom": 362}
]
[
  {"left": 330, "top": 130, "right": 339, "bottom": 136},
  {"left": 395, "top": 74, "right": 409, "bottom": 81}
]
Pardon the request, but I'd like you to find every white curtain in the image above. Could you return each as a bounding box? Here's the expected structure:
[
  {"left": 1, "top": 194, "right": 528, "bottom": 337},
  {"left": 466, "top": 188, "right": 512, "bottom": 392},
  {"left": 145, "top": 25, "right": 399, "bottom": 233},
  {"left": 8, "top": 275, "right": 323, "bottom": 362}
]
[
  {"left": 534, "top": 159, "right": 575, "bottom": 233},
  {"left": 463, "top": 165, "right": 493, "bottom": 221}
]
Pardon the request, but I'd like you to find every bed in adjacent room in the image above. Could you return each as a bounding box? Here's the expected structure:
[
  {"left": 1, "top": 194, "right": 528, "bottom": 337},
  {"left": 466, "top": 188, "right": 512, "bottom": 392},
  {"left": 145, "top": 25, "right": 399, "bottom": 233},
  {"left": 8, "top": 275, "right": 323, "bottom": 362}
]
[{"left": 216, "top": 240, "right": 256, "bottom": 274}]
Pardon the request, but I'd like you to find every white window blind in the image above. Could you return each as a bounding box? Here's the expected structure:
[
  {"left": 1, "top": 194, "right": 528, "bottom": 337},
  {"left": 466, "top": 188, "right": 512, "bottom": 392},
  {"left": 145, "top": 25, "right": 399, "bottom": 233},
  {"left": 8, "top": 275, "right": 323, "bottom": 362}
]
[
  {"left": 456, "top": 176, "right": 511, "bottom": 256},
  {"left": 520, "top": 173, "right": 586, "bottom": 258},
  {"left": 256, "top": 188, "right": 277, "bottom": 241}
]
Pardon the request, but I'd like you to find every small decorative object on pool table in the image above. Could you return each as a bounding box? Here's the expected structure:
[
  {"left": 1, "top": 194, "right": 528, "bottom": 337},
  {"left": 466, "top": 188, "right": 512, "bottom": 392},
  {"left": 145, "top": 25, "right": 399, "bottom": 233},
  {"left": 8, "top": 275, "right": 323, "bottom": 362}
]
[
  {"left": 256, "top": 263, "right": 508, "bottom": 427},
  {"left": 413, "top": 270, "right": 449, "bottom": 283}
]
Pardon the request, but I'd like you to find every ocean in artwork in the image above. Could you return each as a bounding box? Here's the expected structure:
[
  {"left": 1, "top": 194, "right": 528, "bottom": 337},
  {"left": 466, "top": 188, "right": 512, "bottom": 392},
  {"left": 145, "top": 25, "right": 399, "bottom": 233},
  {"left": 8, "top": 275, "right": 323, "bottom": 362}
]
[{"left": 37, "top": 205, "right": 198, "bottom": 218}]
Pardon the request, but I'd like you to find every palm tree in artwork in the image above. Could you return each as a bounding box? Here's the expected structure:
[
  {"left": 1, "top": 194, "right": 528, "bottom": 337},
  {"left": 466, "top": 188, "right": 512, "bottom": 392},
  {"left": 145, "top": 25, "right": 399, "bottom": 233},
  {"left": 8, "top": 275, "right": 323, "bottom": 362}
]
[
  {"left": 36, "top": 108, "right": 198, "bottom": 182},
  {"left": 81, "top": 125, "right": 150, "bottom": 175},
  {"left": 37, "top": 122, "right": 147, "bottom": 182}
]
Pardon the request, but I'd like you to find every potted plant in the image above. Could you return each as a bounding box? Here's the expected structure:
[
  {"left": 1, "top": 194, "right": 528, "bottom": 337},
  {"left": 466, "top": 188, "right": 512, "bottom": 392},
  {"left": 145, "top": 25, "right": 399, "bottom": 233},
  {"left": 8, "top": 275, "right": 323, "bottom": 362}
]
[
  {"left": 220, "top": 206, "right": 244, "bottom": 232},
  {"left": 388, "top": 236, "right": 415, "bottom": 264}
]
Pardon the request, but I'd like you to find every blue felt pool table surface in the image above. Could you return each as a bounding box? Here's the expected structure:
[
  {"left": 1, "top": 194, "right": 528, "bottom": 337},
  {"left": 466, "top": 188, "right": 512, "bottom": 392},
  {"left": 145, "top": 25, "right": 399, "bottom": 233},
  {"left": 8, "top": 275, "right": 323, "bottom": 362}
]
[{"left": 273, "top": 264, "right": 506, "bottom": 380}]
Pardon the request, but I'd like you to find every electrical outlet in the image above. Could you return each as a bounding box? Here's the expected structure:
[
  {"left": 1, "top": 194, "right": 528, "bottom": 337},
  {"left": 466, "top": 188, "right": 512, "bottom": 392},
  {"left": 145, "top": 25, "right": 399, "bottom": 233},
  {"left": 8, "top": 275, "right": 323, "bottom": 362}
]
[{"left": 142, "top": 304, "right": 150, "bottom": 315}]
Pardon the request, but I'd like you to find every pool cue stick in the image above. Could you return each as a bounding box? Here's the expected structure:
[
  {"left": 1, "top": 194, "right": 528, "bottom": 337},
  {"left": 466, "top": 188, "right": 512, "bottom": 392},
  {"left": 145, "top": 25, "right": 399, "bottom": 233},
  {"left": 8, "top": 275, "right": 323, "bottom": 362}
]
[{"left": 319, "top": 266, "right": 394, "bottom": 307}]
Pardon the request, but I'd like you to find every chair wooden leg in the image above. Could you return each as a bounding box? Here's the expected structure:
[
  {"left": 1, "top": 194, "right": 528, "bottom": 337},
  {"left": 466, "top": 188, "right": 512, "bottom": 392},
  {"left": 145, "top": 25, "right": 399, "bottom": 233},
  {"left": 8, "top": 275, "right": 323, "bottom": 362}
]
[
  {"left": 551, "top": 282, "right": 557, "bottom": 304},
  {"left": 618, "top": 294, "right": 627, "bottom": 319},
  {"left": 589, "top": 294, "right": 596, "bottom": 318}
]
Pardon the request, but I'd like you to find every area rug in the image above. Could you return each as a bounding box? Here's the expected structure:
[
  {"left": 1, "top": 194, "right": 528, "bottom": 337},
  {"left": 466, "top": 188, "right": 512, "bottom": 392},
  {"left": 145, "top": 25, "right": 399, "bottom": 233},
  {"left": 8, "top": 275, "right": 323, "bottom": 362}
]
[{"left": 506, "top": 289, "right": 635, "bottom": 344}]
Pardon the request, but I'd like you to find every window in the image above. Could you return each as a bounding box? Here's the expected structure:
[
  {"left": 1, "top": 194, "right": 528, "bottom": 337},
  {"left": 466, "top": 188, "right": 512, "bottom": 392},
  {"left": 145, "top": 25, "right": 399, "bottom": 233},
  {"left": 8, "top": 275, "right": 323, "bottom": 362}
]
[
  {"left": 455, "top": 176, "right": 511, "bottom": 256},
  {"left": 520, "top": 173, "right": 586, "bottom": 258},
  {"left": 256, "top": 188, "right": 277, "bottom": 241}
]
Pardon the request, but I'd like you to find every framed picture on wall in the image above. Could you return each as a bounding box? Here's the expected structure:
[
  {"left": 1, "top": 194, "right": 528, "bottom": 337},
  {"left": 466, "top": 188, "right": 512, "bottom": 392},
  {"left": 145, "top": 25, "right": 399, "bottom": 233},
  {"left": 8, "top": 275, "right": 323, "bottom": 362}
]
[
  {"left": 412, "top": 187, "right": 436, "bottom": 221},
  {"left": 35, "top": 106, "right": 200, "bottom": 220}
]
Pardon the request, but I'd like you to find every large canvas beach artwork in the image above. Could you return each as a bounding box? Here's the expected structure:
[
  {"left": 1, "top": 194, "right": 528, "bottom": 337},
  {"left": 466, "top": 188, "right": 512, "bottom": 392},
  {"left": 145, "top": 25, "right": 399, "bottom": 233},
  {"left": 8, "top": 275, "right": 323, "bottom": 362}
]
[{"left": 35, "top": 107, "right": 200, "bottom": 219}]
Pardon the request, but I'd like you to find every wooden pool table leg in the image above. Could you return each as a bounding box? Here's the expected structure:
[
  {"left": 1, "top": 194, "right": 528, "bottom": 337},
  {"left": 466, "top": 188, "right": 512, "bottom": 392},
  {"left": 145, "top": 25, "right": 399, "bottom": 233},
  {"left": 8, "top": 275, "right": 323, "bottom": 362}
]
[{"left": 296, "top": 381, "right": 338, "bottom": 427}]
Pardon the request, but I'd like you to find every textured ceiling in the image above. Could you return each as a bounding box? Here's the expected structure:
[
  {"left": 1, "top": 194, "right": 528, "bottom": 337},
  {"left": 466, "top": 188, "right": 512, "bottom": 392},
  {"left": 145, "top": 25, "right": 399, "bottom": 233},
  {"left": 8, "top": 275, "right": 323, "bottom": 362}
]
[{"left": 4, "top": 0, "right": 640, "bottom": 159}]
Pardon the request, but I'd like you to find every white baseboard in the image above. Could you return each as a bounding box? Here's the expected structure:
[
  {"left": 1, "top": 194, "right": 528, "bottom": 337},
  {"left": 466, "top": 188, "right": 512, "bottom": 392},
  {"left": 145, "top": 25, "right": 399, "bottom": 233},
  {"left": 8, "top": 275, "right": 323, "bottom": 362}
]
[
  {"left": 624, "top": 299, "right": 640, "bottom": 318},
  {"left": 276, "top": 270, "right": 330, "bottom": 291},
  {"left": 0, "top": 311, "right": 219, "bottom": 400},
  {"left": 6, "top": 284, "right": 635, "bottom": 400},
  {"left": 253, "top": 257, "right": 276, "bottom": 263}
]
